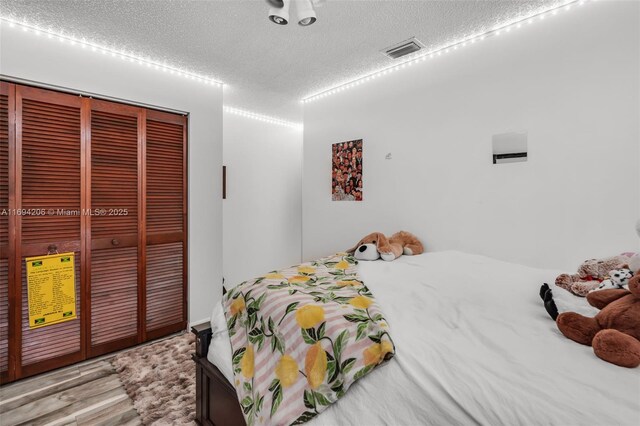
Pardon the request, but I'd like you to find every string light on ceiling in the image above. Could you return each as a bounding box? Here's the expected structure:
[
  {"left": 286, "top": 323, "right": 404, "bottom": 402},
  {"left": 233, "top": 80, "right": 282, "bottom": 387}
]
[
  {"left": 0, "top": 16, "right": 224, "bottom": 87},
  {"left": 0, "top": 17, "right": 303, "bottom": 126},
  {"left": 224, "top": 106, "right": 302, "bottom": 129},
  {"left": 302, "top": 0, "right": 595, "bottom": 104}
]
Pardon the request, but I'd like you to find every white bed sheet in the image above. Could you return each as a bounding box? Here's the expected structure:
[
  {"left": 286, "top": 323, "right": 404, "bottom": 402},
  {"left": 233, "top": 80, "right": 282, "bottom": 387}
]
[{"left": 209, "top": 251, "right": 639, "bottom": 425}]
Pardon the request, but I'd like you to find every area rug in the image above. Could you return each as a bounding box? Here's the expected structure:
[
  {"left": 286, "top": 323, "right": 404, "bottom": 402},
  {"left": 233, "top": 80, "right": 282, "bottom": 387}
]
[{"left": 112, "top": 333, "right": 195, "bottom": 425}]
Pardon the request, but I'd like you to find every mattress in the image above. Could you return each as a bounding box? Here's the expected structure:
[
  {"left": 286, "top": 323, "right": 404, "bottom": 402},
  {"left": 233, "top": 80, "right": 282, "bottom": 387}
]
[{"left": 209, "top": 251, "right": 639, "bottom": 425}]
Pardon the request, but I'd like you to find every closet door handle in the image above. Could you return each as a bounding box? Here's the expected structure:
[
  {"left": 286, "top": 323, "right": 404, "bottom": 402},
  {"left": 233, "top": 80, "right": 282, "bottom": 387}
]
[{"left": 111, "top": 238, "right": 120, "bottom": 246}]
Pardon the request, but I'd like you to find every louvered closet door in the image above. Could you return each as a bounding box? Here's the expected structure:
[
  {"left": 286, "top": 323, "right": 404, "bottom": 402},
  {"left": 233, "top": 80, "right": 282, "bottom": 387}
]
[
  {"left": 88, "top": 100, "right": 141, "bottom": 356},
  {"left": 145, "top": 110, "right": 187, "bottom": 339},
  {"left": 0, "top": 83, "right": 189, "bottom": 383},
  {"left": 0, "top": 82, "right": 11, "bottom": 382},
  {"left": 16, "top": 86, "right": 85, "bottom": 378}
]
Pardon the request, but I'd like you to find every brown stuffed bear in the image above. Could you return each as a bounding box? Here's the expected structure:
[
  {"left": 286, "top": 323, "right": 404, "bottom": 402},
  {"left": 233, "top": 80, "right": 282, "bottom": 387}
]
[
  {"left": 556, "top": 272, "right": 640, "bottom": 368},
  {"left": 555, "top": 255, "right": 629, "bottom": 296},
  {"left": 347, "top": 231, "right": 424, "bottom": 261}
]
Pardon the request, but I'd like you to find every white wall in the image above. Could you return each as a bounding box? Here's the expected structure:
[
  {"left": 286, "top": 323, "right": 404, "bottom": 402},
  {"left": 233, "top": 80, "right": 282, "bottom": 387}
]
[
  {"left": 223, "top": 113, "right": 302, "bottom": 287},
  {"left": 0, "top": 26, "right": 223, "bottom": 324},
  {"left": 303, "top": 1, "right": 640, "bottom": 270}
]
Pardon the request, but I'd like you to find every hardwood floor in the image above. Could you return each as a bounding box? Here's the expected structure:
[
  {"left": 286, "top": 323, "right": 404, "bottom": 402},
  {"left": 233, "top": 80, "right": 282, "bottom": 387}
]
[{"left": 0, "top": 357, "right": 140, "bottom": 426}]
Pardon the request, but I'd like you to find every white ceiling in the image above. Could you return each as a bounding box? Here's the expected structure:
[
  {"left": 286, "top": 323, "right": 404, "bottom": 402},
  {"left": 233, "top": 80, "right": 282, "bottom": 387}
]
[{"left": 1, "top": 0, "right": 565, "bottom": 121}]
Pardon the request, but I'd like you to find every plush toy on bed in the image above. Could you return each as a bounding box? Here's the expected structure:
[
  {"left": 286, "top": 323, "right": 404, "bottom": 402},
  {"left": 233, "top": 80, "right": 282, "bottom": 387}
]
[
  {"left": 552, "top": 272, "right": 640, "bottom": 368},
  {"left": 541, "top": 267, "right": 634, "bottom": 319},
  {"left": 622, "top": 251, "right": 640, "bottom": 275},
  {"left": 539, "top": 283, "right": 598, "bottom": 321},
  {"left": 555, "top": 255, "right": 630, "bottom": 296},
  {"left": 591, "top": 268, "right": 634, "bottom": 292},
  {"left": 347, "top": 231, "right": 424, "bottom": 261}
]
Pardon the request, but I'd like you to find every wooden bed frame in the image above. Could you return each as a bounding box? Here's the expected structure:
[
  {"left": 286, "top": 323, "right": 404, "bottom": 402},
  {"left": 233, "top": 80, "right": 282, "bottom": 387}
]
[{"left": 192, "top": 323, "right": 246, "bottom": 426}]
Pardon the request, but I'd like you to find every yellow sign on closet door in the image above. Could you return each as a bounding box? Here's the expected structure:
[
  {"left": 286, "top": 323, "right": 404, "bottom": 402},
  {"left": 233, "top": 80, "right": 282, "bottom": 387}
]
[{"left": 26, "top": 252, "right": 77, "bottom": 329}]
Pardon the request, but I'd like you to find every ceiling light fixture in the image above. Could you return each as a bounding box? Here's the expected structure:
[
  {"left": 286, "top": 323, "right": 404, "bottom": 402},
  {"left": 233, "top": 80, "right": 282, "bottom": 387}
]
[
  {"left": 224, "top": 106, "right": 302, "bottom": 129},
  {"left": 0, "top": 16, "right": 224, "bottom": 87},
  {"left": 296, "top": 0, "right": 317, "bottom": 26},
  {"left": 267, "top": 0, "right": 324, "bottom": 26},
  {"left": 268, "top": 0, "right": 290, "bottom": 25},
  {"left": 302, "top": 0, "right": 592, "bottom": 103}
]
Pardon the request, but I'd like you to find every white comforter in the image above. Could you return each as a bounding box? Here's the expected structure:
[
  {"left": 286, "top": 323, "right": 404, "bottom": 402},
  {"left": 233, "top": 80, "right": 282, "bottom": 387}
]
[{"left": 209, "top": 251, "right": 640, "bottom": 425}]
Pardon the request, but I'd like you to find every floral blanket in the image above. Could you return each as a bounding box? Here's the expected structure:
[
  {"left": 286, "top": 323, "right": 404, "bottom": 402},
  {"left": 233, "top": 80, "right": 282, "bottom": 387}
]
[{"left": 223, "top": 253, "right": 395, "bottom": 426}]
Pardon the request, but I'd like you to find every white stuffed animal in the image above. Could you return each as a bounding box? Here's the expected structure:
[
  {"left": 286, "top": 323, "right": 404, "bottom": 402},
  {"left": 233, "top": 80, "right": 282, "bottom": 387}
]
[{"left": 591, "top": 268, "right": 634, "bottom": 292}]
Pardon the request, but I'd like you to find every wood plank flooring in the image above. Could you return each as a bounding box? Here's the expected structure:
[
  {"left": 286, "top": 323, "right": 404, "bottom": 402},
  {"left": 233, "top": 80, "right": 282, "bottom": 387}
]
[{"left": 0, "top": 357, "right": 140, "bottom": 426}]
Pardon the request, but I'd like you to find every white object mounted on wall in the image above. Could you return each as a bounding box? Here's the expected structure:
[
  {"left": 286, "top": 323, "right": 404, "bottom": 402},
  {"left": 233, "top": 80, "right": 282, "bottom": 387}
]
[{"left": 492, "top": 132, "right": 528, "bottom": 164}]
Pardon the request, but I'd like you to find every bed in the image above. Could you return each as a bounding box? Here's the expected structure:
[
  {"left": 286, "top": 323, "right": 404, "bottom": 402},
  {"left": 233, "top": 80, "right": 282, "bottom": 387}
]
[{"left": 193, "top": 251, "right": 639, "bottom": 425}]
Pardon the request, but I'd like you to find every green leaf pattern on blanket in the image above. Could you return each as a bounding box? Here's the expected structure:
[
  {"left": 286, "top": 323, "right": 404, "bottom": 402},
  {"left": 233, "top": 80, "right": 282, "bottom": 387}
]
[{"left": 223, "top": 253, "right": 395, "bottom": 426}]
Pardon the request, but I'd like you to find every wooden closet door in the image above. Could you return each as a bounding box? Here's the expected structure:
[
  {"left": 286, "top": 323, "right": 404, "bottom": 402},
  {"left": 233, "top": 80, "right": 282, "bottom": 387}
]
[
  {"left": 145, "top": 110, "right": 187, "bottom": 339},
  {"left": 88, "top": 100, "right": 141, "bottom": 356},
  {"left": 0, "top": 83, "right": 188, "bottom": 382},
  {"left": 0, "top": 82, "right": 11, "bottom": 382},
  {"left": 15, "top": 85, "right": 85, "bottom": 378}
]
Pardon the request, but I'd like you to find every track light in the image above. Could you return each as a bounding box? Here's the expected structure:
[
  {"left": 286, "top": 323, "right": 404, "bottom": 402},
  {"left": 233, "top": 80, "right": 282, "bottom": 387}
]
[
  {"left": 268, "top": 0, "right": 290, "bottom": 25},
  {"left": 296, "top": 0, "right": 317, "bottom": 26},
  {"left": 267, "top": 0, "right": 323, "bottom": 26}
]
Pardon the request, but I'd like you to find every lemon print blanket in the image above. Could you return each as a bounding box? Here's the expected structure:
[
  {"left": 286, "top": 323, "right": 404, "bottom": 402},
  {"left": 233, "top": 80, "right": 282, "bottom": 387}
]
[{"left": 223, "top": 253, "right": 395, "bottom": 425}]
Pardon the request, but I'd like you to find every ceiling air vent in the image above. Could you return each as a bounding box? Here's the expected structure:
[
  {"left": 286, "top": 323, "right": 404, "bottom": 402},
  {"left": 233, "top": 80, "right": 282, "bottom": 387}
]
[{"left": 382, "top": 38, "right": 424, "bottom": 60}]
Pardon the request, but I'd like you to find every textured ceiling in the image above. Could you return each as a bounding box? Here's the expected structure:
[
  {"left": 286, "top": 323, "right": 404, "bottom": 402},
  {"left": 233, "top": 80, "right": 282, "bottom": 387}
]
[{"left": 1, "top": 0, "right": 565, "bottom": 121}]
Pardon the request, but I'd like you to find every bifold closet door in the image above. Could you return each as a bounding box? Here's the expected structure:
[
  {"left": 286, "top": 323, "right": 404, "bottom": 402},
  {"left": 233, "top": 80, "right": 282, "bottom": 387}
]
[
  {"left": 145, "top": 110, "right": 187, "bottom": 339},
  {"left": 0, "top": 82, "right": 10, "bottom": 383},
  {"left": 16, "top": 85, "right": 85, "bottom": 378},
  {"left": 0, "top": 82, "right": 188, "bottom": 382},
  {"left": 88, "top": 100, "right": 141, "bottom": 356}
]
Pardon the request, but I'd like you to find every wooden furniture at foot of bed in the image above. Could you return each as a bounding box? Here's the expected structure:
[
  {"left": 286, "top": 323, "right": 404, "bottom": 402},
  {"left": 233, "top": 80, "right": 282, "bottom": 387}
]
[{"left": 192, "top": 323, "right": 246, "bottom": 426}]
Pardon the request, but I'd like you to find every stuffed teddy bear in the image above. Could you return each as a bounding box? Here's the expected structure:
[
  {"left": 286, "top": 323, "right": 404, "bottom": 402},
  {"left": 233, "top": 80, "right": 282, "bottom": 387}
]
[
  {"left": 555, "top": 255, "right": 629, "bottom": 296},
  {"left": 347, "top": 231, "right": 424, "bottom": 261},
  {"left": 554, "top": 272, "right": 640, "bottom": 368},
  {"left": 591, "top": 268, "right": 634, "bottom": 292}
]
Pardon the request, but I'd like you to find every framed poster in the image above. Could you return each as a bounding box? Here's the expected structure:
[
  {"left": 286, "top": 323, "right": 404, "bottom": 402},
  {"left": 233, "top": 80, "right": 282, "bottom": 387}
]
[{"left": 332, "top": 139, "right": 363, "bottom": 201}]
